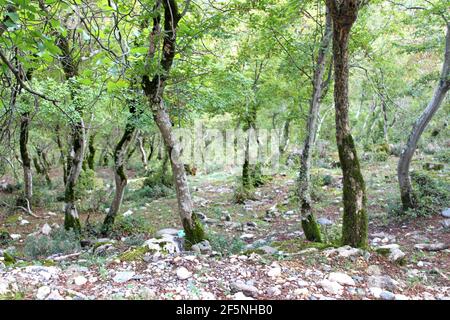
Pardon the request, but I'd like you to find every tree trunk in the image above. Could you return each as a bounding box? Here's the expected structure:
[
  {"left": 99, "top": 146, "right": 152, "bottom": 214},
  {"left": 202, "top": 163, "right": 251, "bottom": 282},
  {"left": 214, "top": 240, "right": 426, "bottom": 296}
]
[
  {"left": 19, "top": 112, "right": 33, "bottom": 204},
  {"left": 398, "top": 24, "right": 450, "bottom": 210},
  {"left": 328, "top": 0, "right": 368, "bottom": 248},
  {"left": 298, "top": 8, "right": 332, "bottom": 242},
  {"left": 55, "top": 124, "right": 67, "bottom": 185},
  {"left": 142, "top": 0, "right": 205, "bottom": 246},
  {"left": 87, "top": 133, "right": 96, "bottom": 171},
  {"left": 64, "top": 119, "right": 85, "bottom": 232},
  {"left": 279, "top": 119, "right": 291, "bottom": 157},
  {"left": 137, "top": 134, "right": 148, "bottom": 171},
  {"left": 102, "top": 103, "right": 138, "bottom": 235}
]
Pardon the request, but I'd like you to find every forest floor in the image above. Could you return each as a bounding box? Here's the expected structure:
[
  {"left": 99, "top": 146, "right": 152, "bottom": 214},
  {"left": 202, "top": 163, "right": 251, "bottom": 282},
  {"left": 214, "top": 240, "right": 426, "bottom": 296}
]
[{"left": 0, "top": 154, "right": 449, "bottom": 300}]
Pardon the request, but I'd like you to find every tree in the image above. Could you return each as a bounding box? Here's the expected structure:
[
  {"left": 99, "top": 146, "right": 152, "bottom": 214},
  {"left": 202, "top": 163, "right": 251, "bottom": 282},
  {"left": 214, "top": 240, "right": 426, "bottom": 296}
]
[
  {"left": 327, "top": 0, "right": 368, "bottom": 248},
  {"left": 398, "top": 23, "right": 449, "bottom": 210},
  {"left": 298, "top": 7, "right": 332, "bottom": 242}
]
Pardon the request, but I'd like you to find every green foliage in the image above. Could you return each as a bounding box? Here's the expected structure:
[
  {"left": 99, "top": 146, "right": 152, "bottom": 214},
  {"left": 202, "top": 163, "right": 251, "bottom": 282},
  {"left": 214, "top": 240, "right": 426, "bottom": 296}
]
[
  {"left": 207, "top": 232, "right": 246, "bottom": 256},
  {"left": 23, "top": 228, "right": 81, "bottom": 259},
  {"left": 74, "top": 169, "right": 96, "bottom": 199},
  {"left": 113, "top": 214, "right": 154, "bottom": 236},
  {"left": 409, "top": 171, "right": 449, "bottom": 215}
]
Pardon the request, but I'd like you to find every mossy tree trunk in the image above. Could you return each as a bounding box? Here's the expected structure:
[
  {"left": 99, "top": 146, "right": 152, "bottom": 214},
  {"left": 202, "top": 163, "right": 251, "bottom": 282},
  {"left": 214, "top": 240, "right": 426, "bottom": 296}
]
[
  {"left": 55, "top": 124, "right": 68, "bottom": 185},
  {"left": 142, "top": 0, "right": 205, "bottom": 246},
  {"left": 87, "top": 133, "right": 96, "bottom": 171},
  {"left": 328, "top": 0, "right": 368, "bottom": 248},
  {"left": 19, "top": 112, "right": 33, "bottom": 205},
  {"left": 398, "top": 24, "right": 450, "bottom": 211},
  {"left": 102, "top": 101, "right": 139, "bottom": 235},
  {"left": 137, "top": 134, "right": 148, "bottom": 171},
  {"left": 298, "top": 7, "right": 332, "bottom": 242}
]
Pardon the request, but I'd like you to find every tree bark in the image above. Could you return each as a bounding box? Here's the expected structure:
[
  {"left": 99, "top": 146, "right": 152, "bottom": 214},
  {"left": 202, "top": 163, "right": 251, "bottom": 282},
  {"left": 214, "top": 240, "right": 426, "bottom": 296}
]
[
  {"left": 102, "top": 102, "right": 138, "bottom": 235},
  {"left": 328, "top": 0, "right": 368, "bottom": 248},
  {"left": 137, "top": 134, "right": 149, "bottom": 171},
  {"left": 398, "top": 24, "right": 450, "bottom": 210},
  {"left": 298, "top": 7, "right": 332, "bottom": 242},
  {"left": 19, "top": 112, "right": 33, "bottom": 204},
  {"left": 87, "top": 133, "right": 96, "bottom": 171},
  {"left": 142, "top": 0, "right": 205, "bottom": 246}
]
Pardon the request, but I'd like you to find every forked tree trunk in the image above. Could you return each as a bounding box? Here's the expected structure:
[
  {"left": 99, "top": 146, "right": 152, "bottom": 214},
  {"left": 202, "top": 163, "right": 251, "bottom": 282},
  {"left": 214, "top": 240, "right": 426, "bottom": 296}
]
[
  {"left": 137, "top": 134, "right": 148, "bottom": 171},
  {"left": 142, "top": 0, "right": 205, "bottom": 247},
  {"left": 102, "top": 103, "right": 138, "bottom": 235},
  {"left": 398, "top": 24, "right": 450, "bottom": 210},
  {"left": 19, "top": 112, "right": 33, "bottom": 204},
  {"left": 298, "top": 8, "right": 332, "bottom": 242},
  {"left": 328, "top": 0, "right": 368, "bottom": 248}
]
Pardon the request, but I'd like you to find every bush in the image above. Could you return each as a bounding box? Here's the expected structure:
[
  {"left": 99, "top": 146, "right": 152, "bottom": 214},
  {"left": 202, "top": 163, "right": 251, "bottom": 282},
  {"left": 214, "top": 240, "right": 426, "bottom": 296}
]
[
  {"left": 23, "top": 228, "right": 81, "bottom": 259},
  {"left": 410, "top": 170, "right": 449, "bottom": 215},
  {"left": 232, "top": 184, "right": 255, "bottom": 204},
  {"left": 113, "top": 214, "right": 154, "bottom": 236},
  {"left": 143, "top": 171, "right": 173, "bottom": 189},
  {"left": 74, "top": 169, "right": 102, "bottom": 199},
  {"left": 208, "top": 232, "right": 246, "bottom": 256},
  {"left": 125, "top": 184, "right": 173, "bottom": 203}
]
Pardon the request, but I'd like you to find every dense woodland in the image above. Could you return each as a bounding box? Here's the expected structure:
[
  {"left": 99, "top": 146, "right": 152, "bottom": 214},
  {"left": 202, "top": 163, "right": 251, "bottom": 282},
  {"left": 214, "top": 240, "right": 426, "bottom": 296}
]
[{"left": 0, "top": 0, "right": 448, "bottom": 301}]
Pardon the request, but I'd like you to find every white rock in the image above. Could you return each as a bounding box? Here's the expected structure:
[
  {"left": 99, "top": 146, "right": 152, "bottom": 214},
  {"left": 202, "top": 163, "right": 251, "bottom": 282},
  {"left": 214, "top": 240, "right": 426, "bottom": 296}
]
[
  {"left": 294, "top": 288, "right": 309, "bottom": 296},
  {"left": 369, "top": 287, "right": 382, "bottom": 298},
  {"left": 328, "top": 272, "right": 355, "bottom": 286},
  {"left": 240, "top": 233, "right": 254, "bottom": 240},
  {"left": 10, "top": 234, "right": 21, "bottom": 240},
  {"left": 267, "top": 267, "right": 282, "bottom": 277},
  {"left": 441, "top": 208, "right": 450, "bottom": 218},
  {"left": 20, "top": 219, "right": 30, "bottom": 225},
  {"left": 267, "top": 287, "right": 281, "bottom": 296},
  {"left": 74, "top": 275, "right": 87, "bottom": 286},
  {"left": 46, "top": 290, "right": 64, "bottom": 300},
  {"left": 123, "top": 209, "right": 133, "bottom": 217},
  {"left": 41, "top": 223, "right": 52, "bottom": 236},
  {"left": 319, "top": 279, "right": 343, "bottom": 295},
  {"left": 176, "top": 267, "right": 192, "bottom": 280},
  {"left": 395, "top": 294, "right": 410, "bottom": 300},
  {"left": 113, "top": 271, "right": 135, "bottom": 283},
  {"left": 0, "top": 279, "right": 10, "bottom": 295},
  {"left": 36, "top": 286, "right": 51, "bottom": 300},
  {"left": 233, "top": 292, "right": 254, "bottom": 300}
]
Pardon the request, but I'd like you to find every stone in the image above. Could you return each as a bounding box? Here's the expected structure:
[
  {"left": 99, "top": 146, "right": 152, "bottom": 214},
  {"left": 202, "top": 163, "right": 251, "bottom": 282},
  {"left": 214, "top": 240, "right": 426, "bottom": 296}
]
[
  {"left": 369, "top": 287, "right": 382, "bottom": 298},
  {"left": 317, "top": 218, "right": 333, "bottom": 226},
  {"left": 123, "top": 209, "right": 133, "bottom": 217},
  {"left": 10, "top": 234, "right": 21, "bottom": 240},
  {"left": 267, "top": 267, "right": 282, "bottom": 277},
  {"left": 319, "top": 279, "right": 343, "bottom": 295},
  {"left": 367, "top": 265, "right": 382, "bottom": 276},
  {"left": 156, "top": 228, "right": 180, "bottom": 237},
  {"left": 328, "top": 272, "right": 355, "bottom": 286},
  {"left": 267, "top": 286, "right": 281, "bottom": 296},
  {"left": 245, "top": 221, "right": 258, "bottom": 229},
  {"left": 191, "top": 240, "right": 212, "bottom": 254},
  {"left": 176, "top": 267, "right": 192, "bottom": 280},
  {"left": 442, "top": 208, "right": 450, "bottom": 218},
  {"left": 41, "top": 223, "right": 52, "bottom": 236},
  {"left": 36, "top": 286, "right": 51, "bottom": 300},
  {"left": 233, "top": 292, "right": 254, "bottom": 300},
  {"left": 367, "top": 275, "right": 398, "bottom": 291},
  {"left": 395, "top": 294, "right": 410, "bottom": 300},
  {"left": 113, "top": 271, "right": 135, "bottom": 283},
  {"left": 74, "top": 275, "right": 88, "bottom": 286},
  {"left": 380, "top": 291, "right": 395, "bottom": 300},
  {"left": 294, "top": 288, "right": 309, "bottom": 296},
  {"left": 388, "top": 248, "right": 406, "bottom": 263},
  {"left": 441, "top": 219, "right": 450, "bottom": 229},
  {"left": 46, "top": 290, "right": 65, "bottom": 300},
  {"left": 240, "top": 233, "right": 255, "bottom": 240},
  {"left": 20, "top": 219, "right": 30, "bottom": 225},
  {"left": 230, "top": 281, "right": 258, "bottom": 297},
  {"left": 257, "top": 245, "right": 277, "bottom": 255},
  {"left": 0, "top": 279, "right": 9, "bottom": 295}
]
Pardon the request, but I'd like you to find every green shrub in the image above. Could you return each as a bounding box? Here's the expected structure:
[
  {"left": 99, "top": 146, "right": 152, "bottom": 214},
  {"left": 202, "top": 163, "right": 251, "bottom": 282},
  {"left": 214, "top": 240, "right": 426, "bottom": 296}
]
[
  {"left": 410, "top": 170, "right": 449, "bottom": 215},
  {"left": 23, "top": 228, "right": 81, "bottom": 259},
  {"left": 125, "top": 184, "right": 173, "bottom": 203},
  {"left": 208, "top": 232, "right": 246, "bottom": 256},
  {"left": 74, "top": 169, "right": 100, "bottom": 199},
  {"left": 113, "top": 214, "right": 154, "bottom": 236}
]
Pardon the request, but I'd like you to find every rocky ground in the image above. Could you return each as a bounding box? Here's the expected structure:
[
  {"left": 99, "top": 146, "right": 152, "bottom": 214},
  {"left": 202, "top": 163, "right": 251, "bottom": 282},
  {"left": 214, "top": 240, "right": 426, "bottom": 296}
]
[{"left": 0, "top": 156, "right": 449, "bottom": 300}]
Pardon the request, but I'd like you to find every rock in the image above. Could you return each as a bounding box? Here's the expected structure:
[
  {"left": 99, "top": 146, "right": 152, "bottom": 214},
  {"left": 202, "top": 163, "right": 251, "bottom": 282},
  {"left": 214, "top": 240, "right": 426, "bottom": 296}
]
[
  {"left": 442, "top": 208, "right": 450, "bottom": 218},
  {"left": 197, "top": 212, "right": 208, "bottom": 221},
  {"left": 245, "top": 221, "right": 258, "bottom": 229},
  {"left": 123, "top": 209, "right": 133, "bottom": 217},
  {"left": 10, "top": 234, "right": 21, "bottom": 240},
  {"left": 257, "top": 245, "right": 277, "bottom": 255},
  {"left": 441, "top": 219, "right": 450, "bottom": 229},
  {"left": 233, "top": 292, "right": 254, "bottom": 300},
  {"left": 376, "top": 244, "right": 405, "bottom": 263},
  {"left": 423, "top": 163, "right": 444, "bottom": 171},
  {"left": 369, "top": 287, "right": 382, "bottom": 298},
  {"left": 191, "top": 240, "right": 212, "bottom": 254},
  {"left": 20, "top": 219, "right": 30, "bottom": 225},
  {"left": 367, "top": 275, "right": 398, "bottom": 291},
  {"left": 284, "top": 210, "right": 295, "bottom": 216},
  {"left": 267, "top": 286, "right": 281, "bottom": 296},
  {"left": 113, "top": 271, "right": 135, "bottom": 283},
  {"left": 367, "top": 265, "right": 382, "bottom": 276},
  {"left": 267, "top": 267, "right": 282, "bottom": 277},
  {"left": 156, "top": 228, "right": 180, "bottom": 237},
  {"left": 325, "top": 246, "right": 362, "bottom": 258},
  {"left": 36, "top": 286, "right": 51, "bottom": 300},
  {"left": 328, "top": 272, "right": 355, "bottom": 286},
  {"left": 144, "top": 237, "right": 181, "bottom": 253},
  {"left": 414, "top": 243, "right": 450, "bottom": 251},
  {"left": 0, "top": 279, "right": 9, "bottom": 295},
  {"left": 176, "top": 267, "right": 192, "bottom": 280},
  {"left": 294, "top": 288, "right": 309, "bottom": 297},
  {"left": 94, "top": 244, "right": 118, "bottom": 257},
  {"left": 319, "top": 279, "right": 343, "bottom": 295},
  {"left": 395, "top": 294, "right": 410, "bottom": 300},
  {"left": 41, "top": 223, "right": 52, "bottom": 236},
  {"left": 380, "top": 291, "right": 395, "bottom": 300},
  {"left": 74, "top": 275, "right": 87, "bottom": 286},
  {"left": 317, "top": 218, "right": 333, "bottom": 226},
  {"left": 46, "top": 290, "right": 65, "bottom": 300},
  {"left": 240, "top": 233, "right": 255, "bottom": 240},
  {"left": 230, "top": 281, "right": 258, "bottom": 297}
]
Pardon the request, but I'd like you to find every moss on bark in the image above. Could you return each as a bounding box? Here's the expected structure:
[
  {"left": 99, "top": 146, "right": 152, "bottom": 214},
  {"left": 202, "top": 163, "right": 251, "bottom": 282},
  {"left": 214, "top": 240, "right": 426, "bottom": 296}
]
[
  {"left": 301, "top": 213, "right": 322, "bottom": 242},
  {"left": 183, "top": 212, "right": 206, "bottom": 249}
]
